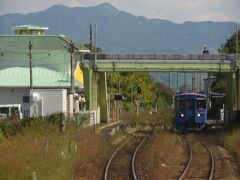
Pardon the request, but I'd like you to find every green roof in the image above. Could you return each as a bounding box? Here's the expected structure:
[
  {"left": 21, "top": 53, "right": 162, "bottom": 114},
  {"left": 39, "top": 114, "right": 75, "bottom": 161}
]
[
  {"left": 0, "top": 35, "right": 89, "bottom": 52},
  {"left": 0, "top": 66, "right": 83, "bottom": 88},
  {"left": 0, "top": 35, "right": 89, "bottom": 88}
]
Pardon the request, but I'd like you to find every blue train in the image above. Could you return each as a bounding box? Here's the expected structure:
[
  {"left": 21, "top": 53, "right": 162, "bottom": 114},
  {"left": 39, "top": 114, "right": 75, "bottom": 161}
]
[{"left": 174, "top": 92, "right": 207, "bottom": 131}]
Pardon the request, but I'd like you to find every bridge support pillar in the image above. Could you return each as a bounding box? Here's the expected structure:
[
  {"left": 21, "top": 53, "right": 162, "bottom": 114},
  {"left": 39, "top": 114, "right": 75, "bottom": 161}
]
[
  {"left": 98, "top": 72, "right": 109, "bottom": 123},
  {"left": 82, "top": 67, "right": 109, "bottom": 123},
  {"left": 82, "top": 67, "right": 98, "bottom": 110},
  {"left": 226, "top": 73, "right": 237, "bottom": 122}
]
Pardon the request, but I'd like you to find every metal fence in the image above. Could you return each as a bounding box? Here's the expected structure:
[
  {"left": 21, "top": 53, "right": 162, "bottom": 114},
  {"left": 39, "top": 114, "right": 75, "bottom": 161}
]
[{"left": 83, "top": 53, "right": 240, "bottom": 61}]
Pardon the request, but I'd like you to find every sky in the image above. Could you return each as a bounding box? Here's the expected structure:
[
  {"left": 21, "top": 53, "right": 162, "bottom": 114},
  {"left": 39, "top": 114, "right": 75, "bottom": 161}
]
[{"left": 0, "top": 0, "right": 239, "bottom": 23}]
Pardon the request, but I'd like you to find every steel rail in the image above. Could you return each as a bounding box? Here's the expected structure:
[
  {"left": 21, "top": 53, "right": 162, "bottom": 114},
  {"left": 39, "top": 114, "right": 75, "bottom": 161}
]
[
  {"left": 104, "top": 135, "right": 134, "bottom": 180},
  {"left": 179, "top": 138, "right": 215, "bottom": 180},
  {"left": 131, "top": 135, "right": 148, "bottom": 180},
  {"left": 178, "top": 139, "right": 193, "bottom": 180},
  {"left": 200, "top": 140, "right": 215, "bottom": 180}
]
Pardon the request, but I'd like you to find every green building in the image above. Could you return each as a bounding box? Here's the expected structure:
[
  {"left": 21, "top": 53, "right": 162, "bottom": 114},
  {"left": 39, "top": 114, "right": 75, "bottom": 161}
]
[{"left": 0, "top": 25, "right": 90, "bottom": 118}]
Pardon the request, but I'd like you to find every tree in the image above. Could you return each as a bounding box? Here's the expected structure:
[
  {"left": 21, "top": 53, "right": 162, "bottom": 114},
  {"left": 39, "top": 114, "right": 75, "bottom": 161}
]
[
  {"left": 212, "top": 30, "right": 240, "bottom": 93},
  {"left": 211, "top": 72, "right": 227, "bottom": 93},
  {"left": 218, "top": 30, "right": 240, "bottom": 53},
  {"left": 107, "top": 72, "right": 173, "bottom": 112},
  {"left": 153, "top": 82, "right": 174, "bottom": 110}
]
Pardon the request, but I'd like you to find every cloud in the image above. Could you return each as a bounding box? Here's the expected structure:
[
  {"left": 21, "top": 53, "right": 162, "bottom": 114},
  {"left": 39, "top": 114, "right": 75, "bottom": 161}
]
[{"left": 0, "top": 0, "right": 239, "bottom": 23}]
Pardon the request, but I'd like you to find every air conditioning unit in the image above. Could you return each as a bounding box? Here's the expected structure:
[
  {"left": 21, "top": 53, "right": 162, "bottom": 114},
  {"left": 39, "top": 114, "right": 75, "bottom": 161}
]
[{"left": 32, "top": 92, "right": 40, "bottom": 102}]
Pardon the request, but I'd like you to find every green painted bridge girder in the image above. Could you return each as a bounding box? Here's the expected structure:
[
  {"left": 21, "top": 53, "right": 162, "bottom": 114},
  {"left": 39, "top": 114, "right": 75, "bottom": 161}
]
[
  {"left": 87, "top": 60, "right": 236, "bottom": 72},
  {"left": 79, "top": 53, "right": 240, "bottom": 73}
]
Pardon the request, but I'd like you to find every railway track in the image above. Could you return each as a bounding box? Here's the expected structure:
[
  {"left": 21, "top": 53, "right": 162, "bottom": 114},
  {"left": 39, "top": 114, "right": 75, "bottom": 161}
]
[
  {"left": 179, "top": 137, "right": 215, "bottom": 180},
  {"left": 104, "top": 134, "right": 148, "bottom": 180}
]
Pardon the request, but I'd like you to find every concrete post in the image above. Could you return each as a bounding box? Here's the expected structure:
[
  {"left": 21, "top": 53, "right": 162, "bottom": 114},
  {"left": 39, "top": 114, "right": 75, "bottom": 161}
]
[
  {"left": 98, "top": 72, "right": 109, "bottom": 123},
  {"left": 82, "top": 67, "right": 109, "bottom": 123},
  {"left": 226, "top": 73, "right": 237, "bottom": 121},
  {"left": 82, "top": 68, "right": 97, "bottom": 111}
]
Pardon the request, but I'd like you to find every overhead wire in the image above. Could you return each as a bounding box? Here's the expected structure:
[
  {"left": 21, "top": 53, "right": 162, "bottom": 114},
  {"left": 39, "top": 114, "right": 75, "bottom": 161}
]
[{"left": 0, "top": 41, "right": 81, "bottom": 88}]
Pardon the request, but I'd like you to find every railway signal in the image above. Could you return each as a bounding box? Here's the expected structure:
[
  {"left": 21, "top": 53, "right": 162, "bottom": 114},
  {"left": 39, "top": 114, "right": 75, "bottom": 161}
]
[
  {"left": 137, "top": 87, "right": 141, "bottom": 94},
  {"left": 114, "top": 94, "right": 123, "bottom": 101}
]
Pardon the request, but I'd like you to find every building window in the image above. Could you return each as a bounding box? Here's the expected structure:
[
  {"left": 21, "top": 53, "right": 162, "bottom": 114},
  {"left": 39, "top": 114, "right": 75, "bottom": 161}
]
[{"left": 23, "top": 96, "right": 30, "bottom": 103}]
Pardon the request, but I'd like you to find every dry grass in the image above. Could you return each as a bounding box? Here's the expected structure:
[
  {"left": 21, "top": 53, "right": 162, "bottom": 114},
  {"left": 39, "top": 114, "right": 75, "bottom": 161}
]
[
  {"left": 0, "top": 120, "right": 114, "bottom": 179},
  {"left": 144, "top": 132, "right": 184, "bottom": 168},
  {"left": 0, "top": 122, "right": 71, "bottom": 179},
  {"left": 224, "top": 128, "right": 240, "bottom": 166},
  {"left": 73, "top": 130, "right": 114, "bottom": 179},
  {"left": 120, "top": 108, "right": 174, "bottom": 129},
  {"left": 137, "top": 131, "right": 186, "bottom": 179},
  {"left": 201, "top": 124, "right": 240, "bottom": 171}
]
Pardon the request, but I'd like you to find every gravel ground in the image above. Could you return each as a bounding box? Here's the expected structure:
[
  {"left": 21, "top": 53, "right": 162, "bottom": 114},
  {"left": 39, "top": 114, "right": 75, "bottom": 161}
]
[
  {"left": 107, "top": 136, "right": 142, "bottom": 180},
  {"left": 184, "top": 134, "right": 212, "bottom": 179},
  {"left": 134, "top": 130, "right": 240, "bottom": 180},
  {"left": 212, "top": 145, "right": 240, "bottom": 179}
]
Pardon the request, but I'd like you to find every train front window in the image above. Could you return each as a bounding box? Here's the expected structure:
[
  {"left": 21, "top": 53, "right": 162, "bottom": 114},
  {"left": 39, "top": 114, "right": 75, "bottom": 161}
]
[
  {"left": 197, "top": 99, "right": 206, "bottom": 109},
  {"left": 176, "top": 98, "right": 185, "bottom": 109},
  {"left": 187, "top": 100, "right": 195, "bottom": 110}
]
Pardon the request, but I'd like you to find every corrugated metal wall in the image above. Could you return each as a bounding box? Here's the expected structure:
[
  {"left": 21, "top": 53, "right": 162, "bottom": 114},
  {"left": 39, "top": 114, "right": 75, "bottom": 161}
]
[{"left": 31, "top": 89, "right": 67, "bottom": 117}]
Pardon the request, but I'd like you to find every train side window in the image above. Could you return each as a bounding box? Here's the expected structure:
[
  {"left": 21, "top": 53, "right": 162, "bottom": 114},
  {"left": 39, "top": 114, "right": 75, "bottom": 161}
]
[{"left": 197, "top": 99, "right": 206, "bottom": 109}]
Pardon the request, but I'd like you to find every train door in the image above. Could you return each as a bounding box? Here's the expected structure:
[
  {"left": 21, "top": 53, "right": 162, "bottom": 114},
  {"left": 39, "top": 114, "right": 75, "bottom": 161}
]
[{"left": 186, "top": 98, "right": 195, "bottom": 126}]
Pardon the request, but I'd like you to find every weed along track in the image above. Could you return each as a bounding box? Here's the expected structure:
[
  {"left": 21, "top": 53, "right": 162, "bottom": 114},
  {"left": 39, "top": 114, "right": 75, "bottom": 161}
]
[
  {"left": 179, "top": 135, "right": 215, "bottom": 180},
  {"left": 104, "top": 133, "right": 148, "bottom": 180}
]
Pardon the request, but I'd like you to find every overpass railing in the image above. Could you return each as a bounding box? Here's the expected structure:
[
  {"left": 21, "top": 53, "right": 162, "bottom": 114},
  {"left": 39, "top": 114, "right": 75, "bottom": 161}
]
[{"left": 83, "top": 53, "right": 240, "bottom": 61}]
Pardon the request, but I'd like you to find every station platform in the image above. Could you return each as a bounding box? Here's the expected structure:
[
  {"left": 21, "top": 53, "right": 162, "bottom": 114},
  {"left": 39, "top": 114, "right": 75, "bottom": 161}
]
[
  {"left": 206, "top": 119, "right": 224, "bottom": 125},
  {"left": 96, "top": 120, "right": 123, "bottom": 134}
]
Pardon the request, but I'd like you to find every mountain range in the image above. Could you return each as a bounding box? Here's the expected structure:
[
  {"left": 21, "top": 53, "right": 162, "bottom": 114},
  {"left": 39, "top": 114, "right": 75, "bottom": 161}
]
[{"left": 0, "top": 3, "right": 236, "bottom": 53}]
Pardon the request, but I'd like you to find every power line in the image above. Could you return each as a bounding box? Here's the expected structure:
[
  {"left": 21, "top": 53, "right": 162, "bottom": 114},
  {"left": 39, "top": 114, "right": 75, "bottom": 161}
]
[
  {"left": 29, "top": 41, "right": 33, "bottom": 90},
  {"left": 0, "top": 47, "right": 67, "bottom": 54},
  {"left": 0, "top": 51, "right": 66, "bottom": 62}
]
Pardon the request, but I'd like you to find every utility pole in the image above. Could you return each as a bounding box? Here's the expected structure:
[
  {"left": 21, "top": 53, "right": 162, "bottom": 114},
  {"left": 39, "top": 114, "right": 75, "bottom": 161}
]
[
  {"left": 237, "top": 22, "right": 239, "bottom": 59},
  {"left": 90, "top": 25, "right": 93, "bottom": 53},
  {"left": 117, "top": 74, "right": 120, "bottom": 121},
  {"left": 176, "top": 73, "right": 179, "bottom": 92},
  {"left": 168, "top": 72, "right": 171, "bottom": 89},
  {"left": 29, "top": 41, "right": 33, "bottom": 90},
  {"left": 69, "top": 41, "right": 75, "bottom": 94},
  {"left": 199, "top": 73, "right": 202, "bottom": 92},
  {"left": 94, "top": 23, "right": 97, "bottom": 54},
  {"left": 192, "top": 73, "right": 194, "bottom": 91},
  {"left": 197, "top": 73, "right": 199, "bottom": 92},
  {"left": 184, "top": 73, "right": 187, "bottom": 90}
]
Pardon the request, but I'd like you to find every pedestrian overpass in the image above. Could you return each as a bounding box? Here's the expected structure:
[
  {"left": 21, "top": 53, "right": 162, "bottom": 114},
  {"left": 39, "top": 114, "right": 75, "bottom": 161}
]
[{"left": 76, "top": 53, "right": 240, "bottom": 123}]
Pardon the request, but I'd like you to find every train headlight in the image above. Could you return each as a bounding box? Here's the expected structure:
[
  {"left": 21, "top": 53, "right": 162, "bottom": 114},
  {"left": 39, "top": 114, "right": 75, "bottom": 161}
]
[
  {"left": 197, "top": 113, "right": 201, "bottom": 117},
  {"left": 181, "top": 114, "right": 184, "bottom": 117}
]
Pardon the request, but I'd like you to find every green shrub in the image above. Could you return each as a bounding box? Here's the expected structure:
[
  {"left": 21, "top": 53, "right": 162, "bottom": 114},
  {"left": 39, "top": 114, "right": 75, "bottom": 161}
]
[
  {"left": 0, "top": 130, "right": 6, "bottom": 144},
  {"left": 0, "top": 113, "right": 67, "bottom": 137},
  {"left": 73, "top": 113, "right": 90, "bottom": 126},
  {"left": 0, "top": 119, "right": 22, "bottom": 136}
]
